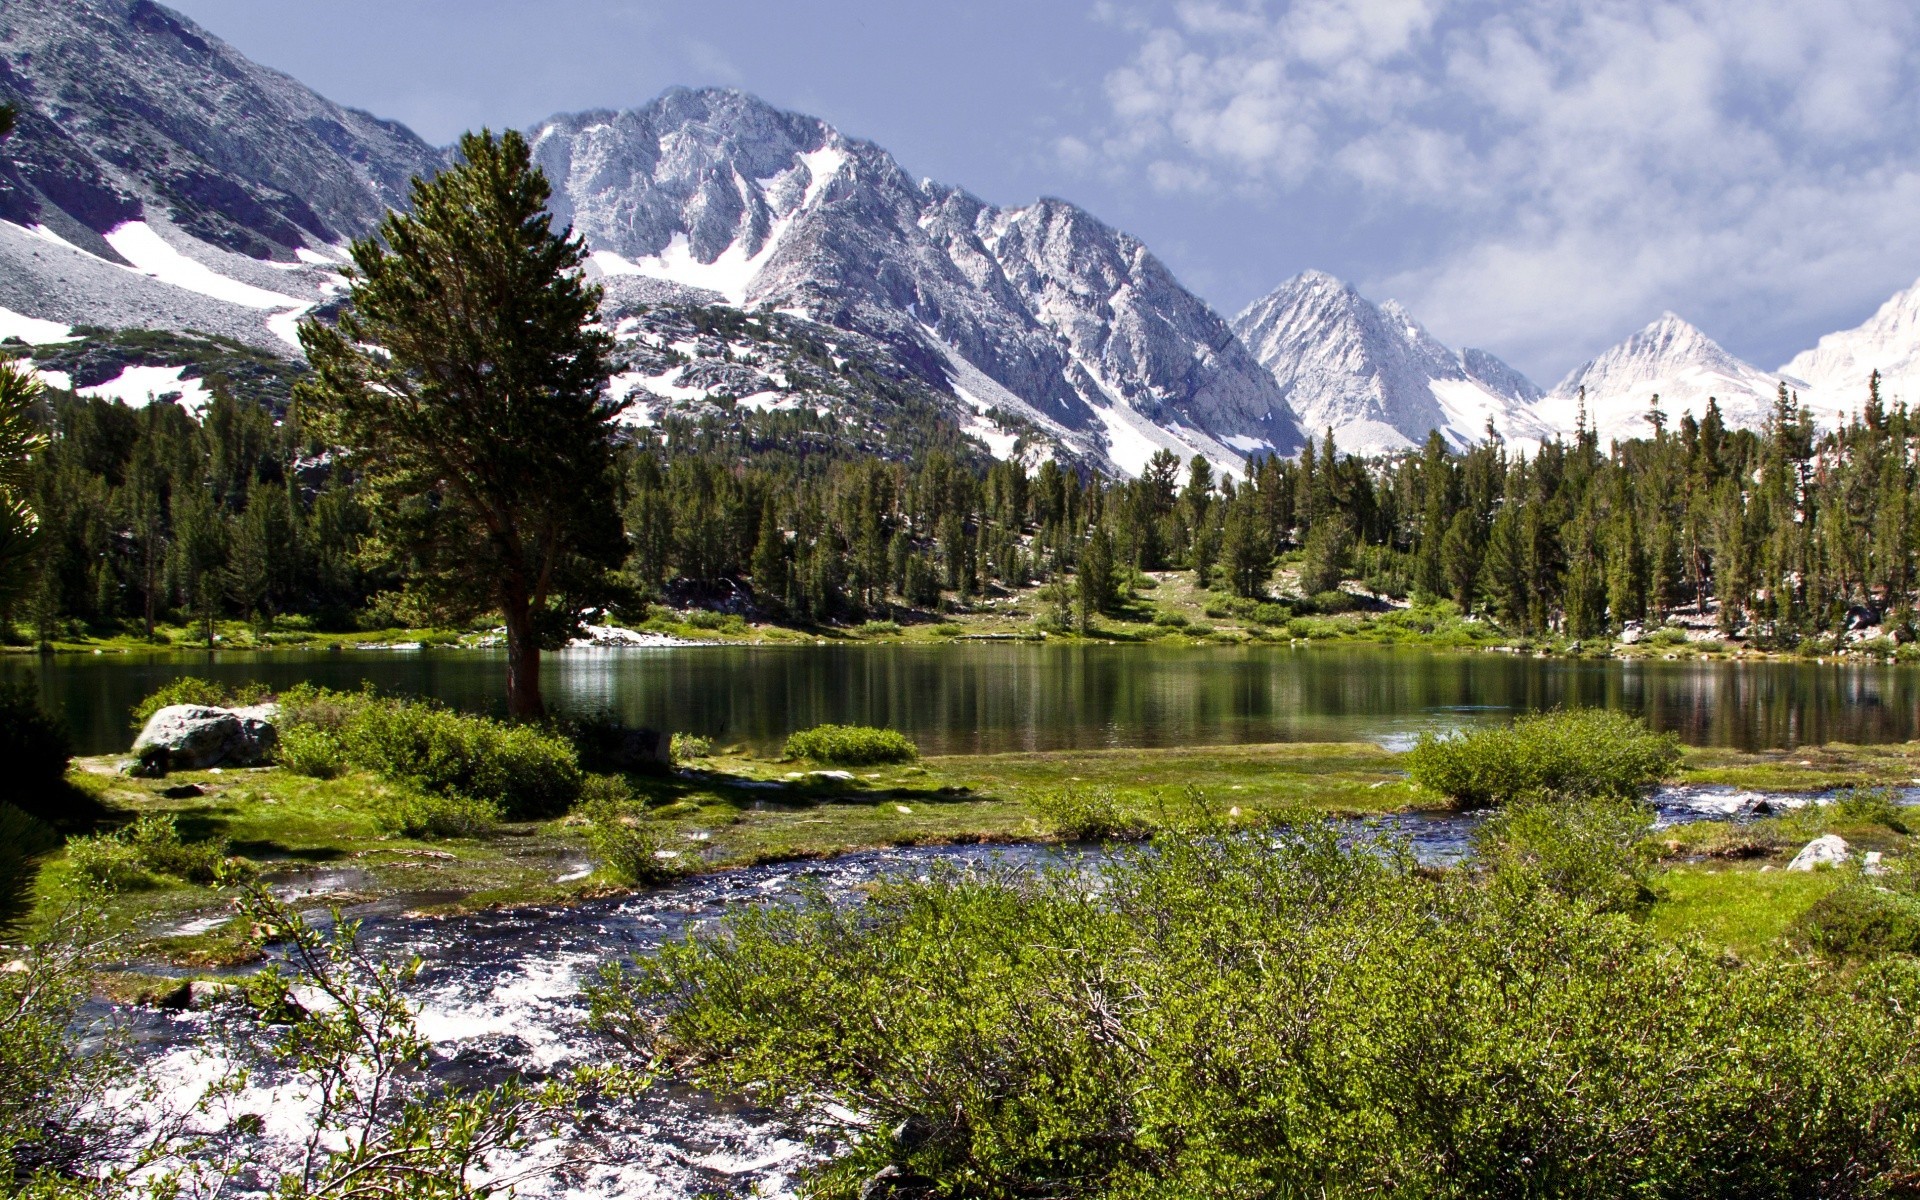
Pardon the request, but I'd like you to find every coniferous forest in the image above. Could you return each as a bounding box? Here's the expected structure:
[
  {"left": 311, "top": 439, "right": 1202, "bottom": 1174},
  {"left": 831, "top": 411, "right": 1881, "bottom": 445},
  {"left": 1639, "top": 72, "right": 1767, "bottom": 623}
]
[{"left": 14, "top": 347, "right": 1918, "bottom": 652}]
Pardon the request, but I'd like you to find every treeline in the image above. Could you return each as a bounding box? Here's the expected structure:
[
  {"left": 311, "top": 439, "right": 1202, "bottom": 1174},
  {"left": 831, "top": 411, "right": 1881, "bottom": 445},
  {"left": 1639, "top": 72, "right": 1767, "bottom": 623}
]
[{"left": 14, "top": 370, "right": 1920, "bottom": 647}]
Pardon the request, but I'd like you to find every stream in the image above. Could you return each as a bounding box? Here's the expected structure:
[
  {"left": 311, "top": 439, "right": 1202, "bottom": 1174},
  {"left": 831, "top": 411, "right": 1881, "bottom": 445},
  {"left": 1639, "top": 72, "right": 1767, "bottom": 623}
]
[{"left": 101, "top": 780, "right": 1865, "bottom": 1198}]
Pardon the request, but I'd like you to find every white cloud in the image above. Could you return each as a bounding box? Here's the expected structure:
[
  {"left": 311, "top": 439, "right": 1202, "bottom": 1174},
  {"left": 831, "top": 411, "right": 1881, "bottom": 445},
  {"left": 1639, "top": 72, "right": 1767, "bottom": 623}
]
[{"left": 1092, "top": 0, "right": 1920, "bottom": 378}]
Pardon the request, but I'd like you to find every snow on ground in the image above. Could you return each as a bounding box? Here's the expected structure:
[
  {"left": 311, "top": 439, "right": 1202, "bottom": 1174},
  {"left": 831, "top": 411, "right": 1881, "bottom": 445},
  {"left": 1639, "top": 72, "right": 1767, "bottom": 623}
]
[
  {"left": 104, "top": 221, "right": 305, "bottom": 310},
  {"left": 28, "top": 367, "right": 72, "bottom": 391},
  {"left": 736, "top": 390, "right": 796, "bottom": 413},
  {"left": 265, "top": 305, "right": 312, "bottom": 351},
  {"left": 1090, "top": 401, "right": 1169, "bottom": 477},
  {"left": 78, "top": 364, "right": 213, "bottom": 416},
  {"left": 1223, "top": 434, "right": 1273, "bottom": 454},
  {"left": 0, "top": 305, "right": 76, "bottom": 344},
  {"left": 947, "top": 377, "right": 1022, "bottom": 461}
]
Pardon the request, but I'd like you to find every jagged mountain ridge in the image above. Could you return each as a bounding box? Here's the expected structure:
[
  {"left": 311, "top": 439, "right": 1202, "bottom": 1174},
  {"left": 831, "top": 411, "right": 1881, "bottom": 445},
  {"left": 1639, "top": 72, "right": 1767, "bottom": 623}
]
[
  {"left": 1535, "top": 313, "right": 1807, "bottom": 443},
  {"left": 1231, "top": 271, "right": 1546, "bottom": 454},
  {"left": 529, "top": 89, "right": 1306, "bottom": 474}
]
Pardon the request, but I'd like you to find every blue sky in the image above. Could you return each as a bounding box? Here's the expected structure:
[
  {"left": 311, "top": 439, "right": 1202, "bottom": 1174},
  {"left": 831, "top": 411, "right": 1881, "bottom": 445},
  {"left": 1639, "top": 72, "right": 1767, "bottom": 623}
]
[{"left": 167, "top": 0, "right": 1920, "bottom": 386}]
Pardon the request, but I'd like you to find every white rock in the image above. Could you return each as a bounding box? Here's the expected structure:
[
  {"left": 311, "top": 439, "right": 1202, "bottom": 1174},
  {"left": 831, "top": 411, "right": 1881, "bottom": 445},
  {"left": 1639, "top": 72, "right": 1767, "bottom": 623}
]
[
  {"left": 132, "top": 703, "right": 278, "bottom": 770},
  {"left": 1787, "top": 834, "right": 1851, "bottom": 872}
]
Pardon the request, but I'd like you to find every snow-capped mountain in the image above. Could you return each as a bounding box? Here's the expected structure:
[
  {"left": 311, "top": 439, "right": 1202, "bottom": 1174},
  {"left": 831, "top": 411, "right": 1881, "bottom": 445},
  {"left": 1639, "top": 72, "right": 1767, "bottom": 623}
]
[
  {"left": 1231, "top": 271, "right": 1546, "bottom": 454},
  {"left": 0, "top": 0, "right": 445, "bottom": 354},
  {"left": 1781, "top": 277, "right": 1920, "bottom": 421},
  {"left": 529, "top": 89, "right": 1304, "bottom": 474},
  {"left": 1536, "top": 313, "right": 1803, "bottom": 443}
]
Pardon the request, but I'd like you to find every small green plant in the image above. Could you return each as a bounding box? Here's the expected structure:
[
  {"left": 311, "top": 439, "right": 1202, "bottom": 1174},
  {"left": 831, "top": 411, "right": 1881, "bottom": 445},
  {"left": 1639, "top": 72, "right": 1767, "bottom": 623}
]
[
  {"left": 1475, "top": 794, "right": 1658, "bottom": 913},
  {"left": 66, "top": 813, "right": 242, "bottom": 889},
  {"left": 1834, "top": 786, "right": 1910, "bottom": 833},
  {"left": 857, "top": 620, "right": 902, "bottom": 636},
  {"left": 276, "top": 721, "right": 347, "bottom": 778},
  {"left": 1643, "top": 626, "right": 1690, "bottom": 649},
  {"left": 1151, "top": 610, "right": 1190, "bottom": 628},
  {"left": 1250, "top": 602, "right": 1292, "bottom": 626},
  {"left": 783, "top": 724, "right": 919, "bottom": 766},
  {"left": 669, "top": 732, "right": 714, "bottom": 763},
  {"left": 681, "top": 609, "right": 748, "bottom": 633},
  {"left": 372, "top": 790, "right": 499, "bottom": 840},
  {"left": 130, "top": 676, "right": 269, "bottom": 724},
  {"left": 580, "top": 777, "right": 678, "bottom": 885},
  {"left": 1031, "top": 786, "right": 1147, "bottom": 842},
  {"left": 1405, "top": 709, "right": 1681, "bottom": 810}
]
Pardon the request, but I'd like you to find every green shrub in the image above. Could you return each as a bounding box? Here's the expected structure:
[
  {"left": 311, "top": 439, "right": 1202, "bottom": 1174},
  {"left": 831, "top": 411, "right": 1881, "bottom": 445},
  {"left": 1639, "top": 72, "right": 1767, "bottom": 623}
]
[
  {"left": 1792, "top": 867, "right": 1920, "bottom": 959},
  {"left": 0, "top": 804, "right": 59, "bottom": 932},
  {"left": 276, "top": 722, "right": 347, "bottom": 778},
  {"left": 682, "top": 610, "right": 747, "bottom": 633},
  {"left": 130, "top": 676, "right": 269, "bottom": 724},
  {"left": 1835, "top": 786, "right": 1910, "bottom": 833},
  {"left": 1150, "top": 610, "right": 1190, "bottom": 628},
  {"left": 670, "top": 732, "right": 714, "bottom": 763},
  {"left": 1643, "top": 626, "right": 1691, "bottom": 649},
  {"left": 783, "top": 724, "right": 918, "bottom": 766},
  {"left": 1030, "top": 786, "right": 1147, "bottom": 842},
  {"left": 592, "top": 821, "right": 1920, "bottom": 1197},
  {"left": 372, "top": 790, "right": 499, "bottom": 840},
  {"left": 278, "top": 687, "right": 582, "bottom": 818},
  {"left": 1405, "top": 709, "right": 1681, "bottom": 809},
  {"left": 1309, "top": 589, "right": 1356, "bottom": 614},
  {"left": 67, "top": 814, "right": 241, "bottom": 889},
  {"left": 0, "top": 680, "right": 75, "bottom": 823},
  {"left": 580, "top": 779, "right": 678, "bottom": 885},
  {"left": 1475, "top": 794, "right": 1657, "bottom": 912},
  {"left": 1249, "top": 602, "right": 1292, "bottom": 626},
  {"left": 856, "top": 620, "right": 902, "bottom": 636}
]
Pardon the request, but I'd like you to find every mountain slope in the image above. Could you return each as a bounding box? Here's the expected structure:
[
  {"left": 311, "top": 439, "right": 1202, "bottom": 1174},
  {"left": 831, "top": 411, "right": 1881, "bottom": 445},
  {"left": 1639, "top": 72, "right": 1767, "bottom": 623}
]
[
  {"left": 1232, "top": 271, "right": 1545, "bottom": 454},
  {"left": 1537, "top": 314, "right": 1801, "bottom": 442},
  {"left": 1782, "top": 277, "right": 1920, "bottom": 421},
  {"left": 0, "top": 0, "right": 444, "bottom": 352},
  {"left": 530, "top": 88, "right": 1304, "bottom": 474}
]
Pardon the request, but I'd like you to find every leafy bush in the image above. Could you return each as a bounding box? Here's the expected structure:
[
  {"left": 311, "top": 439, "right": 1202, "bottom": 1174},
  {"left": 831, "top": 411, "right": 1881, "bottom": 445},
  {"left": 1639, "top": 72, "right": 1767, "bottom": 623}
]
[
  {"left": 783, "top": 724, "right": 918, "bottom": 766},
  {"left": 1030, "top": 786, "right": 1147, "bottom": 842},
  {"left": 0, "top": 680, "right": 75, "bottom": 823},
  {"left": 372, "top": 790, "right": 499, "bottom": 840},
  {"left": 1474, "top": 794, "right": 1657, "bottom": 912},
  {"left": 670, "top": 732, "right": 714, "bottom": 763},
  {"left": 130, "top": 676, "right": 269, "bottom": 724},
  {"left": 1642, "top": 626, "right": 1691, "bottom": 649},
  {"left": 1150, "top": 610, "right": 1189, "bottom": 628},
  {"left": 66, "top": 814, "right": 241, "bottom": 889},
  {"left": 1792, "top": 864, "right": 1920, "bottom": 960},
  {"left": 1249, "top": 602, "right": 1291, "bottom": 626},
  {"left": 277, "top": 687, "right": 583, "bottom": 819},
  {"left": 0, "top": 804, "right": 58, "bottom": 932},
  {"left": 1835, "top": 786, "right": 1911, "bottom": 834},
  {"left": 1309, "top": 589, "right": 1356, "bottom": 614},
  {"left": 592, "top": 821, "right": 1920, "bottom": 1197},
  {"left": 1405, "top": 709, "right": 1681, "bottom": 810},
  {"left": 579, "top": 777, "right": 678, "bottom": 885},
  {"left": 681, "top": 609, "right": 747, "bottom": 633},
  {"left": 856, "top": 620, "right": 901, "bottom": 636}
]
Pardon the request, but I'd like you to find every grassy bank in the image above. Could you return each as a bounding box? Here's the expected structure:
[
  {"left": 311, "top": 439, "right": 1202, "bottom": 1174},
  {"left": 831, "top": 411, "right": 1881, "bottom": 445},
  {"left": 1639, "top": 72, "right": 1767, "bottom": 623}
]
[{"left": 36, "top": 730, "right": 1920, "bottom": 973}]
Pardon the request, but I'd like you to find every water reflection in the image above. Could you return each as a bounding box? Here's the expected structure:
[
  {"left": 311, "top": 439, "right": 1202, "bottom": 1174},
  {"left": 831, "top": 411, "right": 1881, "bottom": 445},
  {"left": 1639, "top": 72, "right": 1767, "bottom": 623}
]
[{"left": 10, "top": 643, "right": 1920, "bottom": 755}]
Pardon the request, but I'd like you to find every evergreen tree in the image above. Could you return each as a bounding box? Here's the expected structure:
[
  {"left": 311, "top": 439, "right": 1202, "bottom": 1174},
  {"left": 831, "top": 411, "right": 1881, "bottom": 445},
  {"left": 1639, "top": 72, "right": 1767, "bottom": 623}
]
[{"left": 297, "top": 129, "right": 620, "bottom": 719}]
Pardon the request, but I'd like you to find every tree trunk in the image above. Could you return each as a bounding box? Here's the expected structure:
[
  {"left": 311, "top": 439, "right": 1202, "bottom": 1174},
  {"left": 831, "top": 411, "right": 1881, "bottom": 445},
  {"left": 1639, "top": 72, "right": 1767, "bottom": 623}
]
[{"left": 502, "top": 595, "right": 544, "bottom": 721}]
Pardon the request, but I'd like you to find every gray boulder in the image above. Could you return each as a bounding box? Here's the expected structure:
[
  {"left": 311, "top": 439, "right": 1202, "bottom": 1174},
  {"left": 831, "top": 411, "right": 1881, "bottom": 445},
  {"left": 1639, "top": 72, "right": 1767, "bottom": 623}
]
[
  {"left": 132, "top": 704, "right": 279, "bottom": 772},
  {"left": 1787, "top": 834, "right": 1850, "bottom": 872}
]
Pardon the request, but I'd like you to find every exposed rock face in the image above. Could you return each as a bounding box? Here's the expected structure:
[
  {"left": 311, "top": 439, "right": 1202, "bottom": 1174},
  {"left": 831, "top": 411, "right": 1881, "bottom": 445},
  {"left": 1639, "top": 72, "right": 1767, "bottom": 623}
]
[
  {"left": 131, "top": 703, "right": 278, "bottom": 771},
  {"left": 0, "top": 0, "right": 443, "bottom": 258},
  {"left": 1232, "top": 271, "right": 1545, "bottom": 455},
  {"left": 1536, "top": 314, "right": 1803, "bottom": 444},
  {"left": 532, "top": 88, "right": 1304, "bottom": 474}
]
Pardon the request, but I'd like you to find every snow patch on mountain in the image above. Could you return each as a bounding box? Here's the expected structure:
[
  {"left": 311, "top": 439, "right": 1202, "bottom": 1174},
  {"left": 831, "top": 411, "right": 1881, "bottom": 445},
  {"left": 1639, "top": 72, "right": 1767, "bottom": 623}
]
[
  {"left": 1537, "top": 314, "right": 1802, "bottom": 441},
  {"left": 1233, "top": 271, "right": 1545, "bottom": 454},
  {"left": 76, "top": 364, "right": 213, "bottom": 416},
  {"left": 1781, "top": 277, "right": 1920, "bottom": 421},
  {"left": 0, "top": 306, "right": 77, "bottom": 345}
]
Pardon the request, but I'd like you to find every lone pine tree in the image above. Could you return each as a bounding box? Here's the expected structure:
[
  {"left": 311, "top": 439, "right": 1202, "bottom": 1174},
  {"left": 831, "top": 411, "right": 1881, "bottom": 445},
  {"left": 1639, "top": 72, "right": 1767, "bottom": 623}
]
[{"left": 298, "top": 129, "right": 620, "bottom": 719}]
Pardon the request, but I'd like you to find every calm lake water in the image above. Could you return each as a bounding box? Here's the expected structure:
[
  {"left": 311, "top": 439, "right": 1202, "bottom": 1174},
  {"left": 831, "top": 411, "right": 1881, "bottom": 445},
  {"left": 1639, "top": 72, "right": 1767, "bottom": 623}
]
[{"left": 10, "top": 642, "right": 1920, "bottom": 756}]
